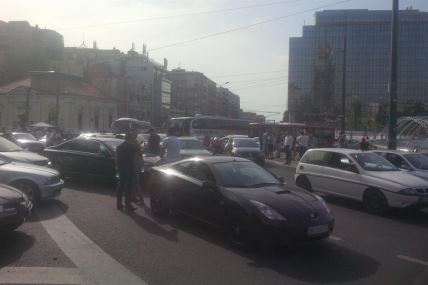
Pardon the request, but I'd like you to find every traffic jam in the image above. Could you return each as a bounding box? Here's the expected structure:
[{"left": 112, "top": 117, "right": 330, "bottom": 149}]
[{"left": 1, "top": 116, "right": 427, "bottom": 250}]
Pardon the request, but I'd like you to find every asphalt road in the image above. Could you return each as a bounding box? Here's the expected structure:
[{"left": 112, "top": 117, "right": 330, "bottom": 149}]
[{"left": 1, "top": 161, "right": 428, "bottom": 285}]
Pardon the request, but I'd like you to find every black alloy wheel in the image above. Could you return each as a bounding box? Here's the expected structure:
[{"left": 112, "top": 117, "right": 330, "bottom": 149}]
[
  {"left": 11, "top": 181, "right": 40, "bottom": 204},
  {"left": 363, "top": 189, "right": 388, "bottom": 215},
  {"left": 296, "top": 176, "right": 313, "bottom": 192},
  {"left": 150, "top": 189, "right": 169, "bottom": 217},
  {"left": 226, "top": 210, "right": 253, "bottom": 248}
]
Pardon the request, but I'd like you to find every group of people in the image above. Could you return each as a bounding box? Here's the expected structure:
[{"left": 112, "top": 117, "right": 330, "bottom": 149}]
[
  {"left": 116, "top": 128, "right": 181, "bottom": 211},
  {"left": 260, "top": 131, "right": 316, "bottom": 165}
]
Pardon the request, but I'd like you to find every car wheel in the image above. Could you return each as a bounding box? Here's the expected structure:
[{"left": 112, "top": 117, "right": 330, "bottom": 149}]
[
  {"left": 150, "top": 189, "right": 169, "bottom": 217},
  {"left": 363, "top": 189, "right": 388, "bottom": 215},
  {"left": 11, "top": 181, "right": 40, "bottom": 205},
  {"left": 296, "top": 175, "right": 312, "bottom": 192},
  {"left": 226, "top": 210, "right": 253, "bottom": 248},
  {"left": 1, "top": 221, "right": 23, "bottom": 232}
]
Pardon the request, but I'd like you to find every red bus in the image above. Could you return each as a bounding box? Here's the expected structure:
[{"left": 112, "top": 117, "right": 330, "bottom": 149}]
[{"left": 249, "top": 122, "right": 335, "bottom": 147}]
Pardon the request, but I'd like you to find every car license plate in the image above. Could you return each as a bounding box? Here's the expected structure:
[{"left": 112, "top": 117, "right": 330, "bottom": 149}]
[{"left": 307, "top": 224, "right": 329, "bottom": 236}]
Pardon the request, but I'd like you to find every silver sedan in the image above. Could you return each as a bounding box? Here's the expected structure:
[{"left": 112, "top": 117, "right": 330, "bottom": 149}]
[{"left": 0, "top": 158, "right": 63, "bottom": 204}]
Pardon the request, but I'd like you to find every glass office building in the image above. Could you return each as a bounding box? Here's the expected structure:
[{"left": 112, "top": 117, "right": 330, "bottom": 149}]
[{"left": 287, "top": 9, "right": 428, "bottom": 129}]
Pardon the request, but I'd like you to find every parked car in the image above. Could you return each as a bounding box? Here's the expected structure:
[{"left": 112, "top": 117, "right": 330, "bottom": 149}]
[
  {"left": 221, "top": 135, "right": 249, "bottom": 151},
  {"left": 0, "top": 184, "right": 32, "bottom": 232},
  {"left": 149, "top": 156, "right": 333, "bottom": 247},
  {"left": 44, "top": 137, "right": 124, "bottom": 179},
  {"left": 10, "top": 133, "right": 45, "bottom": 153},
  {"left": 373, "top": 150, "right": 428, "bottom": 181},
  {"left": 0, "top": 157, "right": 63, "bottom": 203},
  {"left": 179, "top": 137, "right": 212, "bottom": 159},
  {"left": 225, "top": 137, "right": 265, "bottom": 166},
  {"left": 295, "top": 148, "right": 428, "bottom": 214},
  {"left": 0, "top": 136, "right": 50, "bottom": 167}
]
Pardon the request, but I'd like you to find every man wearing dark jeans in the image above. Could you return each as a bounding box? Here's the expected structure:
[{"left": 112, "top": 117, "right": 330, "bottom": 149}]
[{"left": 116, "top": 132, "right": 139, "bottom": 211}]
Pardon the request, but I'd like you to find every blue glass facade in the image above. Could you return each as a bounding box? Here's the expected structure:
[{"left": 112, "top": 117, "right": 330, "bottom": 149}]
[{"left": 287, "top": 9, "right": 428, "bottom": 129}]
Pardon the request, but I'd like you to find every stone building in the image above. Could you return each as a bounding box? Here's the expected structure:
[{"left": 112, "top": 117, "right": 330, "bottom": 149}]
[{"left": 0, "top": 72, "right": 118, "bottom": 132}]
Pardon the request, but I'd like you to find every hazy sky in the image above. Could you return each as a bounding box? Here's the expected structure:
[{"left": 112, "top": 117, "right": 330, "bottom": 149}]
[{"left": 1, "top": 0, "right": 427, "bottom": 121}]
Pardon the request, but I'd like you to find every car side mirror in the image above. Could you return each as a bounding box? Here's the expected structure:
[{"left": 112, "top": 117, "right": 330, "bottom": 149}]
[
  {"left": 202, "top": 181, "right": 217, "bottom": 192},
  {"left": 346, "top": 164, "right": 359, "bottom": 174},
  {"left": 277, "top": 176, "right": 285, "bottom": 184},
  {"left": 400, "top": 164, "right": 412, "bottom": 171},
  {"left": 101, "top": 150, "right": 111, "bottom": 158}
]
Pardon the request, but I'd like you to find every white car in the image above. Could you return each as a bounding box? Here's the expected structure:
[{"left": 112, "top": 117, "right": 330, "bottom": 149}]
[
  {"left": 295, "top": 148, "right": 428, "bottom": 214},
  {"left": 373, "top": 150, "right": 428, "bottom": 181}
]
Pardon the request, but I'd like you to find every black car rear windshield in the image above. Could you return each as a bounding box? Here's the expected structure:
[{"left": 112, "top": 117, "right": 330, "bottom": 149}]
[
  {"left": 233, "top": 138, "right": 258, "bottom": 148},
  {"left": 212, "top": 161, "right": 279, "bottom": 187},
  {"left": 0, "top": 137, "right": 23, "bottom": 152},
  {"left": 179, "top": 139, "right": 204, "bottom": 150}
]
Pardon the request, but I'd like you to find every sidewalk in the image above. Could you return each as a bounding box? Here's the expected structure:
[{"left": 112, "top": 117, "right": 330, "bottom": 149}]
[{"left": 265, "top": 153, "right": 298, "bottom": 168}]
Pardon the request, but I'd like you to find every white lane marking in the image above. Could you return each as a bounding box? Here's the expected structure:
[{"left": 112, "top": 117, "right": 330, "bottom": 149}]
[
  {"left": 0, "top": 267, "right": 82, "bottom": 284},
  {"left": 37, "top": 206, "right": 148, "bottom": 285},
  {"left": 397, "top": 255, "right": 428, "bottom": 267},
  {"left": 329, "top": 235, "right": 342, "bottom": 241}
]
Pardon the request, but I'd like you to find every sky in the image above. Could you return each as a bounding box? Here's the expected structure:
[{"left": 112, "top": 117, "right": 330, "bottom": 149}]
[{"left": 1, "top": 0, "right": 427, "bottom": 121}]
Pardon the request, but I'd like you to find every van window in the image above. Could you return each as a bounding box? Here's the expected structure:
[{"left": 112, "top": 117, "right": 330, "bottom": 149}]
[
  {"left": 327, "top": 152, "right": 353, "bottom": 171},
  {"left": 301, "top": 150, "right": 329, "bottom": 166}
]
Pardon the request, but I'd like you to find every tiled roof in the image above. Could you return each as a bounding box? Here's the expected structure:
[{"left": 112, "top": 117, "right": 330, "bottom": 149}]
[{"left": 0, "top": 77, "right": 31, "bottom": 93}]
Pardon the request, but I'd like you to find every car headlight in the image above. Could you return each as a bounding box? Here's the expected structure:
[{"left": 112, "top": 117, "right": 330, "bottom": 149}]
[
  {"left": 0, "top": 198, "right": 16, "bottom": 215},
  {"left": 314, "top": 194, "right": 331, "bottom": 214},
  {"left": 250, "top": 200, "right": 286, "bottom": 221},
  {"left": 45, "top": 176, "right": 60, "bottom": 185},
  {"left": 398, "top": 188, "right": 420, "bottom": 196}
]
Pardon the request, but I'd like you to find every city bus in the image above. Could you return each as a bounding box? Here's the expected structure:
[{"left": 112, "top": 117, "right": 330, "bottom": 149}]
[
  {"left": 166, "top": 116, "right": 253, "bottom": 138},
  {"left": 111, "top": 118, "right": 151, "bottom": 133},
  {"left": 249, "top": 122, "right": 335, "bottom": 147}
]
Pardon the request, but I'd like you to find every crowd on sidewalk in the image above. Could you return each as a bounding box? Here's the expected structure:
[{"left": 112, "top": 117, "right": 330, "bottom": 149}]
[{"left": 260, "top": 130, "right": 371, "bottom": 166}]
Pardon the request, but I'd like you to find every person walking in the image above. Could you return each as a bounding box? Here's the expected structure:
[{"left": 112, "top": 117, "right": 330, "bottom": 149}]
[
  {"left": 296, "top": 131, "right": 309, "bottom": 159},
  {"left": 130, "top": 129, "right": 144, "bottom": 205},
  {"left": 275, "top": 133, "right": 283, "bottom": 159},
  {"left": 337, "top": 131, "right": 349, "bottom": 148},
  {"left": 283, "top": 132, "right": 294, "bottom": 165},
  {"left": 359, "top": 137, "right": 369, "bottom": 151},
  {"left": 116, "top": 132, "right": 140, "bottom": 211},
  {"left": 147, "top": 128, "right": 161, "bottom": 155},
  {"left": 160, "top": 128, "right": 181, "bottom": 164}
]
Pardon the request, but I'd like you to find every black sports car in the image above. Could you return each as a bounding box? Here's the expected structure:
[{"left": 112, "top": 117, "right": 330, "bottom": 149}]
[
  {"left": 148, "top": 156, "right": 334, "bottom": 247},
  {"left": 44, "top": 137, "right": 123, "bottom": 179},
  {"left": 0, "top": 184, "right": 32, "bottom": 232}
]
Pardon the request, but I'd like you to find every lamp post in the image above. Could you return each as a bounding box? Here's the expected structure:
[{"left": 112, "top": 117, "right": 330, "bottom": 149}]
[{"left": 388, "top": 0, "right": 399, "bottom": 150}]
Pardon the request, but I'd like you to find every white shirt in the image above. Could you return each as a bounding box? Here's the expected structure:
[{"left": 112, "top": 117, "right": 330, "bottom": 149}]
[
  {"left": 296, "top": 135, "right": 309, "bottom": 148},
  {"left": 284, "top": 135, "right": 294, "bottom": 147},
  {"left": 163, "top": 136, "right": 181, "bottom": 162}
]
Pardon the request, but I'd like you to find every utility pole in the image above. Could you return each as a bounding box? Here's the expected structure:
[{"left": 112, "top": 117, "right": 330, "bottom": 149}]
[
  {"left": 388, "top": 0, "right": 399, "bottom": 150},
  {"left": 341, "top": 35, "right": 347, "bottom": 133},
  {"left": 56, "top": 74, "right": 60, "bottom": 127},
  {"left": 25, "top": 87, "right": 30, "bottom": 127}
]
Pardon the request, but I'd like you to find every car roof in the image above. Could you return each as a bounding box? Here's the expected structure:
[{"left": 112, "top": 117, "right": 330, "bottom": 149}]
[
  {"left": 76, "top": 137, "right": 124, "bottom": 142},
  {"left": 172, "top": 156, "right": 249, "bottom": 164},
  {"left": 371, "top": 149, "right": 417, "bottom": 155},
  {"left": 178, "top": 136, "right": 199, "bottom": 140},
  {"left": 309, "top": 148, "right": 367, "bottom": 154}
]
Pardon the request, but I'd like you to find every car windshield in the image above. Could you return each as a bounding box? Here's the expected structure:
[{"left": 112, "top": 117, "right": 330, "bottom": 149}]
[
  {"left": 14, "top": 133, "right": 37, "bottom": 141},
  {"left": 213, "top": 161, "right": 280, "bottom": 187},
  {"left": 403, "top": 153, "right": 428, "bottom": 170},
  {"left": 234, "top": 138, "right": 259, "bottom": 148},
  {"left": 351, "top": 153, "right": 399, "bottom": 171},
  {"left": 104, "top": 140, "right": 123, "bottom": 152},
  {"left": 0, "top": 137, "right": 24, "bottom": 152},
  {"left": 179, "top": 139, "right": 204, "bottom": 150}
]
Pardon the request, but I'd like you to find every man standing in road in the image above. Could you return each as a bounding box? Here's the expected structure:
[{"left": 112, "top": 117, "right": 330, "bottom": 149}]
[
  {"left": 160, "top": 128, "right": 181, "bottom": 163},
  {"left": 147, "top": 128, "right": 161, "bottom": 155},
  {"left": 283, "top": 132, "right": 294, "bottom": 165},
  {"left": 116, "top": 132, "right": 139, "bottom": 211},
  {"left": 296, "top": 131, "right": 309, "bottom": 159}
]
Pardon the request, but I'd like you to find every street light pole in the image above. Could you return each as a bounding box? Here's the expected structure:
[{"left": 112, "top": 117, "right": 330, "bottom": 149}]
[
  {"left": 341, "top": 35, "right": 347, "bottom": 133},
  {"left": 388, "top": 0, "right": 399, "bottom": 150}
]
